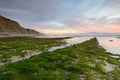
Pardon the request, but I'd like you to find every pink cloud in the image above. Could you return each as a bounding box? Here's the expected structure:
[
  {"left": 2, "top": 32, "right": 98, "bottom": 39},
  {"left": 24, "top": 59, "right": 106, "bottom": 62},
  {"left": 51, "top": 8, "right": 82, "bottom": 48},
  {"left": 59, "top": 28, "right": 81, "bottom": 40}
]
[
  {"left": 94, "top": 24, "right": 120, "bottom": 33},
  {"left": 31, "top": 17, "right": 120, "bottom": 34},
  {"left": 66, "top": 18, "right": 120, "bottom": 33}
]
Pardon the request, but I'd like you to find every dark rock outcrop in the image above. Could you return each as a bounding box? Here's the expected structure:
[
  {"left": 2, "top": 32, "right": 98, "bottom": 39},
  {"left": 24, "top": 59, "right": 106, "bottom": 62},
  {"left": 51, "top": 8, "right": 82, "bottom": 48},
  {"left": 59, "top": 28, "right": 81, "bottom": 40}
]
[{"left": 0, "top": 15, "right": 44, "bottom": 37}]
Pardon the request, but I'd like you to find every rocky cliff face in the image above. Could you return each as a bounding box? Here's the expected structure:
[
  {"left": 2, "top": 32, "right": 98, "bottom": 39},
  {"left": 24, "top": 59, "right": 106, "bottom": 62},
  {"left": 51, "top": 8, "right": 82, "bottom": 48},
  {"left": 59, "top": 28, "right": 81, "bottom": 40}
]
[{"left": 0, "top": 15, "right": 44, "bottom": 36}]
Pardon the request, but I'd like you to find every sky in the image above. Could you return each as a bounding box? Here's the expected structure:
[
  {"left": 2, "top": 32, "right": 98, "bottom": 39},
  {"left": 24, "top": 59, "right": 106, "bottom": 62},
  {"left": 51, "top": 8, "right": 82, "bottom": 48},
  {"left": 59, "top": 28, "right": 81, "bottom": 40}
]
[{"left": 0, "top": 0, "right": 120, "bottom": 34}]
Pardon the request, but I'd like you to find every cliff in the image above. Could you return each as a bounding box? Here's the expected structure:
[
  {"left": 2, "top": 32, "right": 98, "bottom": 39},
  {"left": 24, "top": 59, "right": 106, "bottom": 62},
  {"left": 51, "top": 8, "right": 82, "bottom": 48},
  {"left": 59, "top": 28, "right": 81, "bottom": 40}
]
[{"left": 0, "top": 15, "right": 44, "bottom": 37}]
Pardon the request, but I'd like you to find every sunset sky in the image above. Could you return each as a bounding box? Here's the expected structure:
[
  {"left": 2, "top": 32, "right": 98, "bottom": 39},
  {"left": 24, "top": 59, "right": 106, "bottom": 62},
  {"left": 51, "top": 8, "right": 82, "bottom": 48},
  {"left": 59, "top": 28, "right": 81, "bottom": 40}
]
[{"left": 0, "top": 0, "right": 120, "bottom": 34}]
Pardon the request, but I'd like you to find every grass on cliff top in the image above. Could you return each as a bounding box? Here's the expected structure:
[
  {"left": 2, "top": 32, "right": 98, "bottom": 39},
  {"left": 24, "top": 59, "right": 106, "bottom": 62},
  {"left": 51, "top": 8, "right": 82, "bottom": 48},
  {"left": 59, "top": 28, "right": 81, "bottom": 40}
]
[
  {"left": 0, "top": 37, "right": 67, "bottom": 62},
  {"left": 0, "top": 38, "right": 120, "bottom": 80}
]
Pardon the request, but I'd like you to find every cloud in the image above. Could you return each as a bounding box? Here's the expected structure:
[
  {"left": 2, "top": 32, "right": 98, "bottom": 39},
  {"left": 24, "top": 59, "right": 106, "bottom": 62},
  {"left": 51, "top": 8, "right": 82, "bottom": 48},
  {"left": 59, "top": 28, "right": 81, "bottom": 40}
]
[
  {"left": 32, "top": 22, "right": 68, "bottom": 30},
  {"left": 0, "top": 0, "right": 62, "bottom": 23},
  {"left": 0, "top": 0, "right": 120, "bottom": 34}
]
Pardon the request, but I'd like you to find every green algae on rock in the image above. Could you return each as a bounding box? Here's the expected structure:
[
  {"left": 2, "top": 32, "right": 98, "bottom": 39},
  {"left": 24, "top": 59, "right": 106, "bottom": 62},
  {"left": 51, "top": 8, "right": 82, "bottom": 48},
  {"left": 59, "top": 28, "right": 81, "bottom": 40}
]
[{"left": 0, "top": 38, "right": 119, "bottom": 80}]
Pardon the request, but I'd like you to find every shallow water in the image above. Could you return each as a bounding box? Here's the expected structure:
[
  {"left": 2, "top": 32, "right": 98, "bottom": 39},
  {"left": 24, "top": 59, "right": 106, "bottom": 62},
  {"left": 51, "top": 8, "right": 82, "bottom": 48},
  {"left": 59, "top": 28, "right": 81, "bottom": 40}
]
[
  {"left": 48, "top": 37, "right": 92, "bottom": 51},
  {"left": 103, "top": 61, "right": 116, "bottom": 72},
  {"left": 37, "top": 36, "right": 120, "bottom": 55},
  {"left": 97, "top": 37, "right": 120, "bottom": 54}
]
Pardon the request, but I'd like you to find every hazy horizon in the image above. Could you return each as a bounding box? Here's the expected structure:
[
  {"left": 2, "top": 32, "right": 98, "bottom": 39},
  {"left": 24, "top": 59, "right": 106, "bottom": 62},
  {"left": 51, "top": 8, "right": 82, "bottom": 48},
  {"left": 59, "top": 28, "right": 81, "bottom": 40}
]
[{"left": 0, "top": 0, "right": 120, "bottom": 34}]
